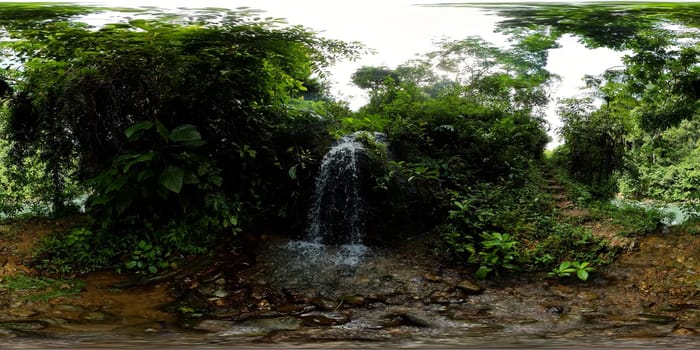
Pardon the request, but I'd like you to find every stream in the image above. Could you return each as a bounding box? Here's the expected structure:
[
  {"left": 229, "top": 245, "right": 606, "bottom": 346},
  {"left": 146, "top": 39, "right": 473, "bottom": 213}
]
[{"left": 1, "top": 229, "right": 699, "bottom": 349}]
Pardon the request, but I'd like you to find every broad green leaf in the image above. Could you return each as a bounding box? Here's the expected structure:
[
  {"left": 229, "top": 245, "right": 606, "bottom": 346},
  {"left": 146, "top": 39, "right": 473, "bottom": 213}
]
[
  {"left": 159, "top": 165, "right": 184, "bottom": 193},
  {"left": 137, "top": 169, "right": 155, "bottom": 182},
  {"left": 169, "top": 124, "right": 202, "bottom": 143},
  {"left": 577, "top": 269, "right": 589, "bottom": 281},
  {"left": 124, "top": 121, "right": 153, "bottom": 140},
  {"left": 155, "top": 120, "right": 169, "bottom": 141},
  {"left": 288, "top": 165, "right": 297, "bottom": 180},
  {"left": 123, "top": 151, "right": 156, "bottom": 173}
]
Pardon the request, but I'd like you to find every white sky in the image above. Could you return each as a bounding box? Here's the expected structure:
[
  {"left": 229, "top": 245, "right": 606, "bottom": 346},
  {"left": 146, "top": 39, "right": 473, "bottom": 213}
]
[{"left": 9, "top": 0, "right": 632, "bottom": 146}]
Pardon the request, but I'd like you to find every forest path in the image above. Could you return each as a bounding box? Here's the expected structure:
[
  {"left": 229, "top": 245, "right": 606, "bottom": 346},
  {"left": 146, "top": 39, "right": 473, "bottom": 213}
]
[{"left": 541, "top": 166, "right": 638, "bottom": 251}]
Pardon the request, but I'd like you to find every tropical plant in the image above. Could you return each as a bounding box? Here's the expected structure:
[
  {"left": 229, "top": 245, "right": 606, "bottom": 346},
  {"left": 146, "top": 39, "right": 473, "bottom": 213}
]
[{"left": 548, "top": 261, "right": 595, "bottom": 281}]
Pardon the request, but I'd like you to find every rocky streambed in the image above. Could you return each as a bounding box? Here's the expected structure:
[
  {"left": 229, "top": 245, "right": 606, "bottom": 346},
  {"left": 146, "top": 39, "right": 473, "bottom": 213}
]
[{"left": 1, "top": 222, "right": 699, "bottom": 348}]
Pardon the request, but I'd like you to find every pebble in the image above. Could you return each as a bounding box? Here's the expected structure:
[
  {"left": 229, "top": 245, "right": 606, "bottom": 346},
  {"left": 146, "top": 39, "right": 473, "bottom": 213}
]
[
  {"left": 9, "top": 308, "right": 38, "bottom": 317},
  {"left": 311, "top": 296, "right": 337, "bottom": 311},
  {"left": 456, "top": 280, "right": 484, "bottom": 295},
  {"left": 338, "top": 294, "right": 365, "bottom": 306},
  {"left": 212, "top": 289, "right": 229, "bottom": 298},
  {"left": 423, "top": 273, "right": 442, "bottom": 282},
  {"left": 672, "top": 327, "right": 697, "bottom": 336},
  {"left": 55, "top": 304, "right": 85, "bottom": 312}
]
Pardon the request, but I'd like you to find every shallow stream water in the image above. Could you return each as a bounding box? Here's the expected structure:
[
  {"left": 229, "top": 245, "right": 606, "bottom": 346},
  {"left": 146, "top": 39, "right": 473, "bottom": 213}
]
[{"left": 2, "top": 229, "right": 699, "bottom": 349}]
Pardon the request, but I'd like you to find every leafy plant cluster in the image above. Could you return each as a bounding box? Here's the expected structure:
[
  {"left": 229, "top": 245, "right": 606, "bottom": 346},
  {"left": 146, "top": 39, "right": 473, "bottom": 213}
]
[
  {"left": 0, "top": 5, "right": 362, "bottom": 273},
  {"left": 499, "top": 2, "right": 700, "bottom": 203},
  {"left": 548, "top": 261, "right": 594, "bottom": 281},
  {"left": 343, "top": 31, "right": 621, "bottom": 278}
]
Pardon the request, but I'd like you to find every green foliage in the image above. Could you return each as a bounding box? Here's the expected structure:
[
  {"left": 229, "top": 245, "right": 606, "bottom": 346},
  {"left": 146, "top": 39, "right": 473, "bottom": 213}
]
[
  {"left": 475, "top": 232, "right": 520, "bottom": 279},
  {"left": 0, "top": 6, "right": 362, "bottom": 273},
  {"left": 457, "top": 2, "right": 700, "bottom": 204},
  {"left": 351, "top": 66, "right": 400, "bottom": 92},
  {"left": 0, "top": 274, "right": 86, "bottom": 302},
  {"left": 33, "top": 226, "right": 114, "bottom": 274},
  {"left": 590, "top": 201, "right": 671, "bottom": 236},
  {"left": 548, "top": 261, "right": 594, "bottom": 281},
  {"left": 125, "top": 240, "right": 168, "bottom": 274},
  {"left": 556, "top": 97, "right": 627, "bottom": 192},
  {"left": 75, "top": 122, "right": 239, "bottom": 273}
]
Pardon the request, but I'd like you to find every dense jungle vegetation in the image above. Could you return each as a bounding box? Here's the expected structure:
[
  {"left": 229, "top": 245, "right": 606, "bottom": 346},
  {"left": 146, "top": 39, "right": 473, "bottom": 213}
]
[{"left": 0, "top": 2, "right": 698, "bottom": 280}]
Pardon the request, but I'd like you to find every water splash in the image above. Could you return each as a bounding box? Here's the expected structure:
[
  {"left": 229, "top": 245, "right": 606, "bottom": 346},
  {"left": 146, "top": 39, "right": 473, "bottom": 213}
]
[
  {"left": 305, "top": 134, "right": 366, "bottom": 245},
  {"left": 258, "top": 132, "right": 387, "bottom": 293}
]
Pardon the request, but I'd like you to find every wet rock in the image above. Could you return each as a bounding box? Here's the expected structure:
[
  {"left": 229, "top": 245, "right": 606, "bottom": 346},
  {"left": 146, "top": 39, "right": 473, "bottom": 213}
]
[
  {"left": 38, "top": 318, "right": 69, "bottom": 326},
  {"left": 577, "top": 291, "right": 600, "bottom": 301},
  {"left": 546, "top": 305, "right": 565, "bottom": 315},
  {"left": 338, "top": 294, "right": 365, "bottom": 306},
  {"left": 428, "top": 291, "right": 465, "bottom": 305},
  {"left": 212, "top": 289, "right": 229, "bottom": 298},
  {"left": 456, "top": 280, "right": 484, "bottom": 295},
  {"left": 32, "top": 303, "right": 52, "bottom": 314},
  {"left": 672, "top": 327, "right": 697, "bottom": 336},
  {"left": 55, "top": 304, "right": 85, "bottom": 312},
  {"left": 311, "top": 296, "right": 337, "bottom": 311},
  {"left": 0, "top": 320, "right": 48, "bottom": 331},
  {"left": 250, "top": 284, "right": 273, "bottom": 300},
  {"left": 383, "top": 294, "right": 408, "bottom": 305},
  {"left": 239, "top": 316, "right": 303, "bottom": 331},
  {"left": 447, "top": 306, "right": 492, "bottom": 320},
  {"left": 8, "top": 308, "right": 38, "bottom": 318},
  {"left": 636, "top": 313, "right": 676, "bottom": 324},
  {"left": 300, "top": 312, "right": 349, "bottom": 327},
  {"left": 284, "top": 289, "right": 313, "bottom": 304},
  {"left": 256, "top": 299, "right": 271, "bottom": 311},
  {"left": 192, "top": 319, "right": 235, "bottom": 332},
  {"left": 427, "top": 291, "right": 450, "bottom": 304},
  {"left": 275, "top": 303, "right": 306, "bottom": 314},
  {"left": 81, "top": 311, "right": 116, "bottom": 322},
  {"left": 423, "top": 273, "right": 442, "bottom": 283},
  {"left": 383, "top": 309, "right": 434, "bottom": 328}
]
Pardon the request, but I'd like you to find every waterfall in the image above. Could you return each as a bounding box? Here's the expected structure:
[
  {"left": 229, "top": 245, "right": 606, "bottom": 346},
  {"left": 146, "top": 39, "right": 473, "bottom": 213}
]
[
  {"left": 305, "top": 134, "right": 366, "bottom": 245},
  {"left": 259, "top": 132, "right": 385, "bottom": 293}
]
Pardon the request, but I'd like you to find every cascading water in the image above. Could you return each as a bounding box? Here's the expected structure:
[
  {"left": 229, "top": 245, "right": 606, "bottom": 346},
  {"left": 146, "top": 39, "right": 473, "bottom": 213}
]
[
  {"left": 306, "top": 133, "right": 366, "bottom": 245},
  {"left": 256, "top": 132, "right": 385, "bottom": 294}
]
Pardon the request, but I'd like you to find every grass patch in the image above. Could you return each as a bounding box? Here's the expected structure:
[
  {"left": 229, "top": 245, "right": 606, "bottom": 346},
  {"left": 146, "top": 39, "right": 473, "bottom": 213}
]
[
  {"left": 0, "top": 274, "right": 86, "bottom": 302},
  {"left": 590, "top": 201, "right": 671, "bottom": 236}
]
